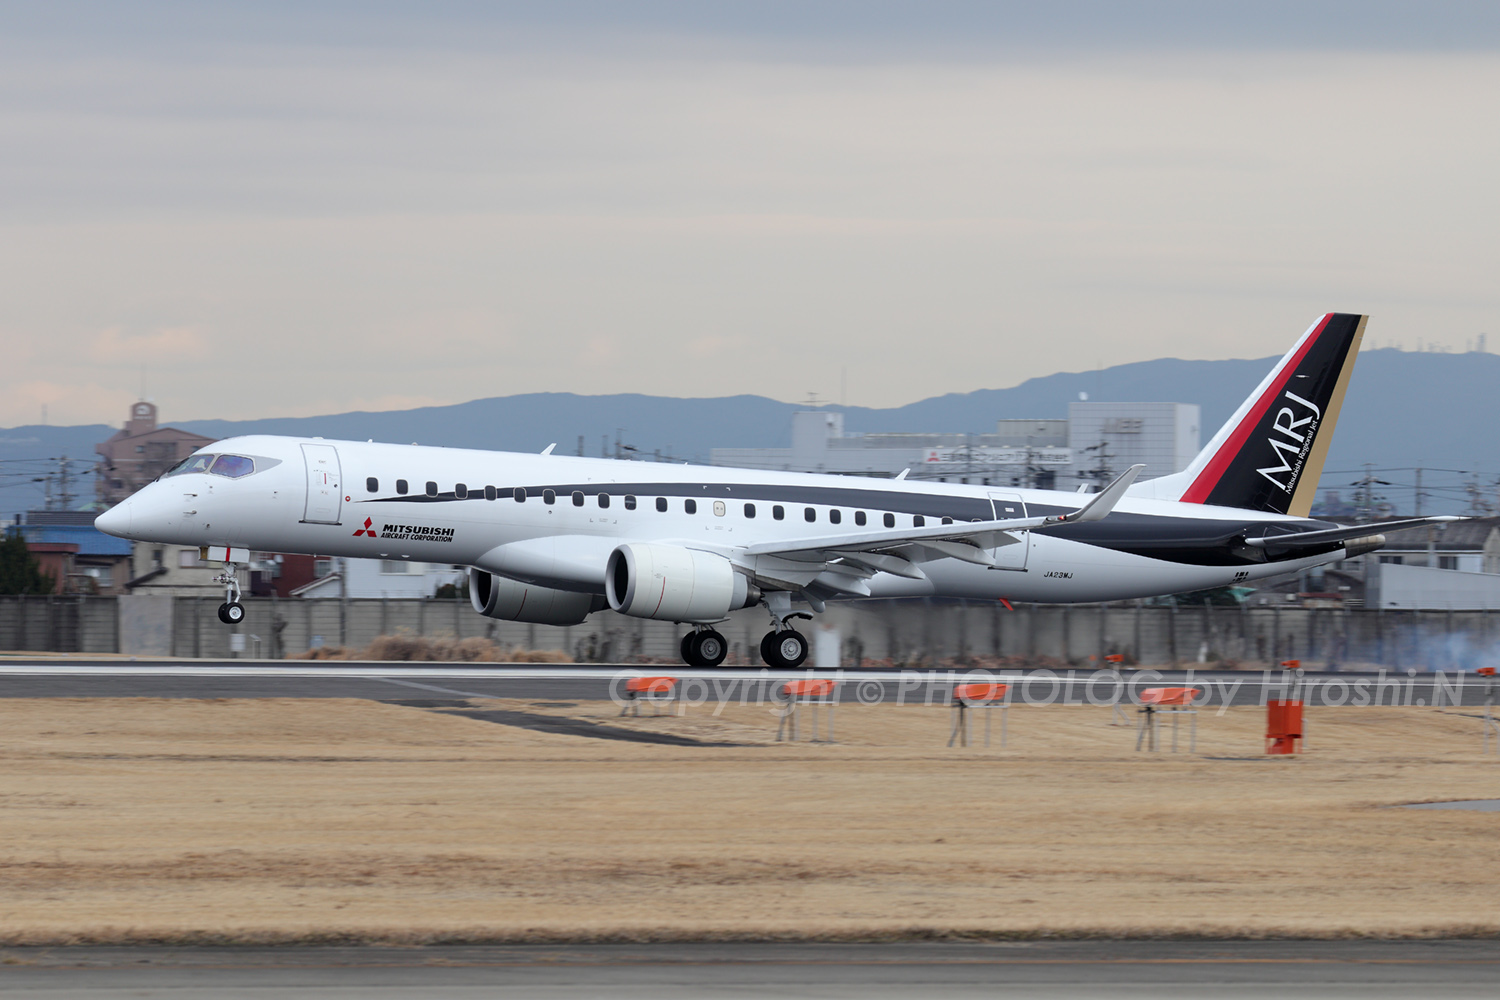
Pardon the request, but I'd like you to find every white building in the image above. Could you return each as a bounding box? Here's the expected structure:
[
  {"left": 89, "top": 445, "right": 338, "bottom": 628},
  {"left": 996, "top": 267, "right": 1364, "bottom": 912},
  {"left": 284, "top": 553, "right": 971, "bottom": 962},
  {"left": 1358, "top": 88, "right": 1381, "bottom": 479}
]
[
  {"left": 1068, "top": 402, "right": 1201, "bottom": 488},
  {"left": 711, "top": 402, "right": 1200, "bottom": 489}
]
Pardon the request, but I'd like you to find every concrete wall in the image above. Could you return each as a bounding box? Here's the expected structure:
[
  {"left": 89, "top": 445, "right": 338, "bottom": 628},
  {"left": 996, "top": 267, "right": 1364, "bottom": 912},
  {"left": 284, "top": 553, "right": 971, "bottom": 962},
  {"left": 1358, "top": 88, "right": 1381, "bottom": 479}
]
[
  {"left": 159, "top": 597, "right": 1500, "bottom": 672},
  {"left": 0, "top": 596, "right": 118, "bottom": 653},
  {"left": 5, "top": 594, "right": 1500, "bottom": 672},
  {"left": 117, "top": 594, "right": 174, "bottom": 656}
]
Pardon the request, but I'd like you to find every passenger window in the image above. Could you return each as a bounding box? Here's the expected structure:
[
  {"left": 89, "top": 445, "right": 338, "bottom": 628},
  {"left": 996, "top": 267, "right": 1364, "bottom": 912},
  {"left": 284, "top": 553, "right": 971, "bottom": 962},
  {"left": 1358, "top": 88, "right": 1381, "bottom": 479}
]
[
  {"left": 804, "top": 507, "right": 816, "bottom": 522},
  {"left": 514, "top": 487, "right": 526, "bottom": 502},
  {"left": 744, "top": 503, "right": 756, "bottom": 518},
  {"left": 572, "top": 491, "right": 584, "bottom": 506},
  {"left": 624, "top": 495, "right": 637, "bottom": 510},
  {"left": 942, "top": 516, "right": 953, "bottom": 525},
  {"left": 484, "top": 485, "right": 497, "bottom": 501},
  {"left": 773, "top": 505, "right": 784, "bottom": 520},
  {"left": 366, "top": 477, "right": 379, "bottom": 493},
  {"left": 656, "top": 497, "right": 668, "bottom": 512},
  {"left": 685, "top": 499, "right": 697, "bottom": 514},
  {"left": 913, "top": 515, "right": 925, "bottom": 527},
  {"left": 883, "top": 512, "right": 895, "bottom": 528},
  {"left": 829, "top": 509, "right": 841, "bottom": 525},
  {"left": 598, "top": 493, "right": 610, "bottom": 509},
  {"left": 425, "top": 481, "right": 438, "bottom": 498},
  {"left": 544, "top": 489, "right": 555, "bottom": 504},
  {"left": 855, "top": 511, "right": 866, "bottom": 526},
  {"left": 396, "top": 479, "right": 408, "bottom": 495},
  {"left": 455, "top": 483, "right": 468, "bottom": 499}
]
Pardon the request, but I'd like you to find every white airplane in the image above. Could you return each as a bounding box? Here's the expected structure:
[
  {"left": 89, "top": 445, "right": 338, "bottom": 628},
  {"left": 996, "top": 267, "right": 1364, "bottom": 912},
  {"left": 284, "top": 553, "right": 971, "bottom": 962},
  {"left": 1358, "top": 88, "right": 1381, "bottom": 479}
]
[{"left": 96, "top": 313, "right": 1456, "bottom": 668}]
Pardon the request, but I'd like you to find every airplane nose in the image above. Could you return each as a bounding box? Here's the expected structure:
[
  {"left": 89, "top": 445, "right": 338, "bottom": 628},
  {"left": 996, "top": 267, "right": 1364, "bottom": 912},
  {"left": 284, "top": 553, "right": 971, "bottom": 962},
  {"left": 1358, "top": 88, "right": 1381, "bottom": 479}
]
[{"left": 94, "top": 500, "right": 133, "bottom": 537}]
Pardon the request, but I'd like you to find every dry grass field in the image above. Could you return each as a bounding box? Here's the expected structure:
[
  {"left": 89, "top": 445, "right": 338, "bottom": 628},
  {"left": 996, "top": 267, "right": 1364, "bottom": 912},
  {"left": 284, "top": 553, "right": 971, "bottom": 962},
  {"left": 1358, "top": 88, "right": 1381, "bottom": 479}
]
[{"left": 0, "top": 696, "right": 1496, "bottom": 944}]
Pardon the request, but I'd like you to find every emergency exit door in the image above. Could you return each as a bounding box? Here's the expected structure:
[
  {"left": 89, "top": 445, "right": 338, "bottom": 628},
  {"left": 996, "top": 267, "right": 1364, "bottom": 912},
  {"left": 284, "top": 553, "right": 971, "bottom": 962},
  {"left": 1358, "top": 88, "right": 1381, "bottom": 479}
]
[
  {"left": 987, "top": 492, "right": 1029, "bottom": 571},
  {"left": 301, "top": 443, "right": 343, "bottom": 524}
]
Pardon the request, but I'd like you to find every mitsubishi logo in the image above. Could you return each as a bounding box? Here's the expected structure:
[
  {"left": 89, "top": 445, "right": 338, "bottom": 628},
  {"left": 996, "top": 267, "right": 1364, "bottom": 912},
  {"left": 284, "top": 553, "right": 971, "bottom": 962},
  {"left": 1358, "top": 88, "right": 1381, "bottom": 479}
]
[{"left": 353, "top": 517, "right": 377, "bottom": 537}]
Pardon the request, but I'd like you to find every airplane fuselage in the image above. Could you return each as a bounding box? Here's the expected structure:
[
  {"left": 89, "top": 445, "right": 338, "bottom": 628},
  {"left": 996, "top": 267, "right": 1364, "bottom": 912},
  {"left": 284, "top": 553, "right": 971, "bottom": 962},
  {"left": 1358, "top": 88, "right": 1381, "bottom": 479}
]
[{"left": 100, "top": 435, "right": 1348, "bottom": 606}]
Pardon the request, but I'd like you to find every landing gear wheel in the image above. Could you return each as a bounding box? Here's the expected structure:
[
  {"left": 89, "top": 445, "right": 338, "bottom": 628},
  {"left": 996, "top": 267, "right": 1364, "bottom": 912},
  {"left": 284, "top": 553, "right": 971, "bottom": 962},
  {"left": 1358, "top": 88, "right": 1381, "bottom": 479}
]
[
  {"left": 214, "top": 562, "right": 245, "bottom": 626},
  {"left": 762, "top": 629, "right": 808, "bottom": 669},
  {"left": 684, "top": 629, "right": 728, "bottom": 668},
  {"left": 680, "top": 632, "right": 694, "bottom": 665}
]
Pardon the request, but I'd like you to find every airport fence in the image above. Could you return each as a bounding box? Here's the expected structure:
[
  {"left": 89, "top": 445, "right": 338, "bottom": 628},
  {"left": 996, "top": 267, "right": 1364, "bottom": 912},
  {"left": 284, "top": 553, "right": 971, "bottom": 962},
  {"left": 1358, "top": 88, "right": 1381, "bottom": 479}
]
[{"left": 3, "top": 593, "right": 1500, "bottom": 671}]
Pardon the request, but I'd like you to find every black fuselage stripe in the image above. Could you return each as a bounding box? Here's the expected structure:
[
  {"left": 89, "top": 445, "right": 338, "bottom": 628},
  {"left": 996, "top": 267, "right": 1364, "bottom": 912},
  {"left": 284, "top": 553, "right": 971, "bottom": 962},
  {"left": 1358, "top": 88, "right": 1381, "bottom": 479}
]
[{"left": 356, "top": 480, "right": 1332, "bottom": 568}]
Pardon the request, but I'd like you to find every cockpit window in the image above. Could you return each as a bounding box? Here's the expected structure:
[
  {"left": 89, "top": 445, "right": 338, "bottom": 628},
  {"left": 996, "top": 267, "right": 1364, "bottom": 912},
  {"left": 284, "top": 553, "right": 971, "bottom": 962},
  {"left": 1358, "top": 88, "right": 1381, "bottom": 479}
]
[
  {"left": 209, "top": 455, "right": 255, "bottom": 479},
  {"left": 164, "top": 454, "right": 216, "bottom": 477}
]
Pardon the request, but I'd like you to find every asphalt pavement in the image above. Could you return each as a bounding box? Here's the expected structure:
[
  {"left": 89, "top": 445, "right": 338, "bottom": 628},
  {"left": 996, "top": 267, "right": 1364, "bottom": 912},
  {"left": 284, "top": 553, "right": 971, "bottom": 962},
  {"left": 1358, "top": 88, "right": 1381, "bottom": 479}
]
[
  {"left": 0, "top": 658, "right": 1494, "bottom": 707},
  {"left": 1, "top": 940, "right": 1497, "bottom": 998}
]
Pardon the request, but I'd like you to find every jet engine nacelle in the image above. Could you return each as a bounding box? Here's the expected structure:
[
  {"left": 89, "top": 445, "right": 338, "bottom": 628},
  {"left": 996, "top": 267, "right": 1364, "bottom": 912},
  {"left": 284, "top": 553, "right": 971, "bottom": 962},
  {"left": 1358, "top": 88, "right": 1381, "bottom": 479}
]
[
  {"left": 605, "top": 542, "right": 757, "bottom": 623},
  {"left": 468, "top": 569, "right": 600, "bottom": 626}
]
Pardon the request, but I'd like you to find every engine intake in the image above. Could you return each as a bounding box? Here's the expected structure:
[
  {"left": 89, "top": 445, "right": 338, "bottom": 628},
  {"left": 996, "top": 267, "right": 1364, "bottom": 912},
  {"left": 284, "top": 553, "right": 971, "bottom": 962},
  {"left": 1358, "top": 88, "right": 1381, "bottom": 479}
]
[
  {"left": 605, "top": 543, "right": 756, "bottom": 622},
  {"left": 468, "top": 569, "right": 600, "bottom": 626}
]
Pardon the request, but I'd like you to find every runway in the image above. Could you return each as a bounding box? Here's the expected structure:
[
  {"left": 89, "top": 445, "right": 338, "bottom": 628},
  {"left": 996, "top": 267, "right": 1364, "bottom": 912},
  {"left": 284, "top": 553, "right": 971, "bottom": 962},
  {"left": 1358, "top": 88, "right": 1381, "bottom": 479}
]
[
  {"left": 0, "top": 658, "right": 1492, "bottom": 707},
  {"left": 2, "top": 940, "right": 1497, "bottom": 998}
]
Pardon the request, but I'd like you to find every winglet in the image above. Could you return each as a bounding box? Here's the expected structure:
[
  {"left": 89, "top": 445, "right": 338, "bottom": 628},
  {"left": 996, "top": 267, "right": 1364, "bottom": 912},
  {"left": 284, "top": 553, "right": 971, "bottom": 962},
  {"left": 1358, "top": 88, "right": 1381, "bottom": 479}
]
[
  {"left": 541, "top": 443, "right": 557, "bottom": 455},
  {"left": 1047, "top": 464, "right": 1144, "bottom": 525}
]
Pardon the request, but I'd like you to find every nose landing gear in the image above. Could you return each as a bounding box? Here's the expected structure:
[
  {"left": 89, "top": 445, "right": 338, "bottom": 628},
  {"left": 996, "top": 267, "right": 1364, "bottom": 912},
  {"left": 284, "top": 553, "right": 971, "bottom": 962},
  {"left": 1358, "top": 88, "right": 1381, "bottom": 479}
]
[{"left": 214, "top": 562, "right": 245, "bottom": 625}]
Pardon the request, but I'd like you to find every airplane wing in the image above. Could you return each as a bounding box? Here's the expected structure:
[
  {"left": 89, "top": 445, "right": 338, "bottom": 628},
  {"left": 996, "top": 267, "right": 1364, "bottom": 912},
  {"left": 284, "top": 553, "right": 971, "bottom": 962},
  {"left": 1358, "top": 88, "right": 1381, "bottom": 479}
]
[
  {"left": 1244, "top": 515, "right": 1466, "bottom": 550},
  {"left": 741, "top": 465, "right": 1144, "bottom": 574}
]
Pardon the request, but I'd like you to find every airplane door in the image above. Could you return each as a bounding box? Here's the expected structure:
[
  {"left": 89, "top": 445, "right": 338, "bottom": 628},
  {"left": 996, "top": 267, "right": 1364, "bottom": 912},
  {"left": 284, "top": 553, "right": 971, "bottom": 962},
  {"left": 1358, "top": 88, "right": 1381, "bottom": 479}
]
[
  {"left": 987, "top": 492, "right": 1029, "bottom": 571},
  {"left": 301, "top": 443, "right": 343, "bottom": 524}
]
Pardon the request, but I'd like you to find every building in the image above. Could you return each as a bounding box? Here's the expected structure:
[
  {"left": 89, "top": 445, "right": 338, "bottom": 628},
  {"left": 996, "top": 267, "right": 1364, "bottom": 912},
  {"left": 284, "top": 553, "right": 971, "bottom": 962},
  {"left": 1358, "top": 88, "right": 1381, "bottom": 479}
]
[
  {"left": 122, "top": 539, "right": 246, "bottom": 598},
  {"left": 1067, "top": 402, "right": 1201, "bottom": 490},
  {"left": 1246, "top": 516, "right": 1500, "bottom": 608},
  {"left": 710, "top": 402, "right": 1200, "bottom": 488},
  {"left": 95, "top": 401, "right": 215, "bottom": 506},
  {"left": 274, "top": 556, "right": 465, "bottom": 599},
  {"left": 1373, "top": 517, "right": 1500, "bottom": 574},
  {"left": 10, "top": 510, "right": 134, "bottom": 594}
]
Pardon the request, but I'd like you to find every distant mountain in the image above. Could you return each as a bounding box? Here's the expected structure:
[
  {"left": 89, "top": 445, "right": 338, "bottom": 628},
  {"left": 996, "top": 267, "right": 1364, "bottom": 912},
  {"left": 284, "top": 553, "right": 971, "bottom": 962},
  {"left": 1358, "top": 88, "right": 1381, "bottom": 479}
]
[{"left": 3, "top": 348, "right": 1493, "bottom": 518}]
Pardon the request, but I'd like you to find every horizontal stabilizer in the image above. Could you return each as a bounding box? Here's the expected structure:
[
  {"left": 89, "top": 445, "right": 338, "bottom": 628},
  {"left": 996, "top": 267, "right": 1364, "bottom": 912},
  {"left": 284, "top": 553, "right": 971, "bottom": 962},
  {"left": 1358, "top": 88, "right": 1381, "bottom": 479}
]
[{"left": 1245, "top": 515, "right": 1465, "bottom": 550}]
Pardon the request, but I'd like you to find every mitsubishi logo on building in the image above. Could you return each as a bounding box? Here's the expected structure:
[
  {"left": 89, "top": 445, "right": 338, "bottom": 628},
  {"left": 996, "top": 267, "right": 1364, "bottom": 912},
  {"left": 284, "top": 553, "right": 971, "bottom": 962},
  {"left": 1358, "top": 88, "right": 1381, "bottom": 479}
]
[{"left": 353, "top": 517, "right": 377, "bottom": 537}]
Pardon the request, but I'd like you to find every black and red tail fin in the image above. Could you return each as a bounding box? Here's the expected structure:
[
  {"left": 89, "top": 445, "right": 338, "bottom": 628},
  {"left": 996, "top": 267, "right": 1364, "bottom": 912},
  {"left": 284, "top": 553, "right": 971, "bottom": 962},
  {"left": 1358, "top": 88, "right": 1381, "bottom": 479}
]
[{"left": 1137, "top": 313, "right": 1366, "bottom": 517}]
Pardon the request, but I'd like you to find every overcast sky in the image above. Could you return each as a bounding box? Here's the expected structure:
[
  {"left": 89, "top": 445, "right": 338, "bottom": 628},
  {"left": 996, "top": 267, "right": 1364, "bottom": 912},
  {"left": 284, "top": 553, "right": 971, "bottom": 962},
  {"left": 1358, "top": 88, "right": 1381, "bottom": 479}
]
[{"left": 3, "top": 2, "right": 1498, "bottom": 427}]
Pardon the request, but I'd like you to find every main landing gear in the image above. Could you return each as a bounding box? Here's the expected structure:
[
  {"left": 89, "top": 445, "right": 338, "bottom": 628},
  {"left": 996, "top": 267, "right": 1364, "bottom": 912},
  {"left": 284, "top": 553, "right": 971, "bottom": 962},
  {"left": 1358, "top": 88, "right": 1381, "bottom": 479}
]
[
  {"left": 759, "top": 590, "right": 811, "bottom": 669},
  {"left": 215, "top": 562, "right": 245, "bottom": 625},
  {"left": 672, "top": 593, "right": 815, "bottom": 669},
  {"left": 680, "top": 626, "right": 728, "bottom": 667},
  {"left": 760, "top": 629, "right": 808, "bottom": 670}
]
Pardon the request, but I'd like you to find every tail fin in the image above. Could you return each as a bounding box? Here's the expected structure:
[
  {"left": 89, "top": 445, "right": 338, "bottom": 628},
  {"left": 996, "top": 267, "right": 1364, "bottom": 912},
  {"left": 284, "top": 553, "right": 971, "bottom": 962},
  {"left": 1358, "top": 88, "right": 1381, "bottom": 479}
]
[{"left": 1136, "top": 312, "right": 1367, "bottom": 516}]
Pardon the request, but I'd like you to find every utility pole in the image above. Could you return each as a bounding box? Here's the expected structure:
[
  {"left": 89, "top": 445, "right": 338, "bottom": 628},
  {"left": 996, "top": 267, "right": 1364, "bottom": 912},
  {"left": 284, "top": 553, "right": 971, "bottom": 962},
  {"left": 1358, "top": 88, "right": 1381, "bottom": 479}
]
[
  {"left": 57, "top": 456, "right": 74, "bottom": 511},
  {"left": 1414, "top": 467, "right": 1422, "bottom": 517}
]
